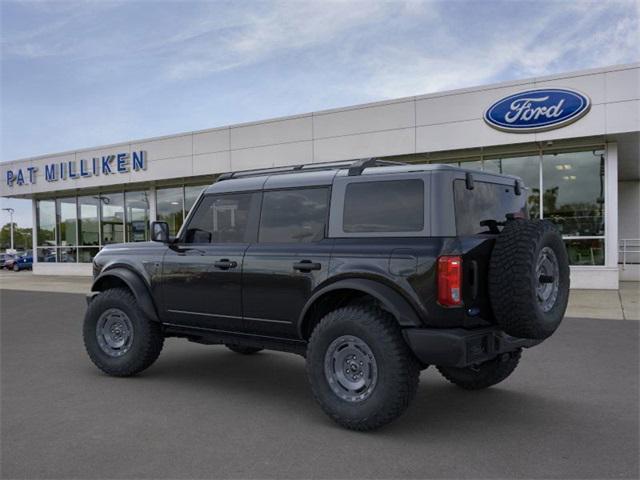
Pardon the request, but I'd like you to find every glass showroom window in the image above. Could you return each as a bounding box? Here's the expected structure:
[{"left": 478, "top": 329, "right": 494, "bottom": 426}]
[
  {"left": 56, "top": 197, "right": 77, "bottom": 263},
  {"left": 542, "top": 149, "right": 605, "bottom": 266},
  {"left": 484, "top": 154, "right": 541, "bottom": 218},
  {"left": 157, "top": 187, "right": 184, "bottom": 236},
  {"left": 100, "top": 192, "right": 125, "bottom": 245},
  {"left": 125, "top": 190, "right": 150, "bottom": 242},
  {"left": 185, "top": 185, "right": 206, "bottom": 216},
  {"left": 36, "top": 199, "right": 56, "bottom": 263},
  {"left": 77, "top": 195, "right": 100, "bottom": 263}
]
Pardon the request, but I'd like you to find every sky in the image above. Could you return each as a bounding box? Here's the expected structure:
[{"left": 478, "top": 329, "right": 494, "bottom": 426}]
[{"left": 1, "top": 0, "right": 639, "bottom": 228}]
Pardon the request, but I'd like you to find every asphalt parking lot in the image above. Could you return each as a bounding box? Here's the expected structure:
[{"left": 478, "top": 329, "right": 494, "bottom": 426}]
[{"left": 1, "top": 289, "right": 638, "bottom": 479}]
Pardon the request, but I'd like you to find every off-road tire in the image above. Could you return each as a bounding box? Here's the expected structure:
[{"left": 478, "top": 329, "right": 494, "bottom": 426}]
[
  {"left": 489, "top": 219, "right": 570, "bottom": 340},
  {"left": 306, "top": 305, "right": 420, "bottom": 431},
  {"left": 225, "top": 344, "right": 263, "bottom": 355},
  {"left": 437, "top": 349, "right": 521, "bottom": 390},
  {"left": 83, "top": 288, "right": 164, "bottom": 377}
]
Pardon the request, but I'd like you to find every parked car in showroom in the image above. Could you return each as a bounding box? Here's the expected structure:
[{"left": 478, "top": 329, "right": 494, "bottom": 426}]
[{"left": 84, "top": 159, "right": 570, "bottom": 431}]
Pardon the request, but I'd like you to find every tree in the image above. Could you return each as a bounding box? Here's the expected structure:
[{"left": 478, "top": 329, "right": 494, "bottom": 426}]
[{"left": 0, "top": 223, "right": 32, "bottom": 251}]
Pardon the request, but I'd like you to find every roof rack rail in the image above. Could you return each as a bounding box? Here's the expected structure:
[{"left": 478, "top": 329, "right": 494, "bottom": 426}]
[
  {"left": 346, "top": 158, "right": 406, "bottom": 176},
  {"left": 215, "top": 158, "right": 407, "bottom": 182}
]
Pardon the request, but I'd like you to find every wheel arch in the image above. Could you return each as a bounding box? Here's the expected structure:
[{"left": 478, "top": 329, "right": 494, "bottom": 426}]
[
  {"left": 298, "top": 278, "right": 422, "bottom": 339},
  {"left": 91, "top": 267, "right": 159, "bottom": 322}
]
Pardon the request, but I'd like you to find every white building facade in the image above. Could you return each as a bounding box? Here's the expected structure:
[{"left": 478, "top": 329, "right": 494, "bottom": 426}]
[{"left": 1, "top": 63, "right": 639, "bottom": 288}]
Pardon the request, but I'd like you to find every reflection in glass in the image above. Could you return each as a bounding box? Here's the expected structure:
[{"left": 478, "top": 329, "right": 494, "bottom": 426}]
[
  {"left": 37, "top": 247, "right": 57, "bottom": 263},
  {"left": 459, "top": 160, "right": 483, "bottom": 171},
  {"left": 185, "top": 185, "right": 205, "bottom": 215},
  {"left": 125, "top": 191, "right": 150, "bottom": 242},
  {"left": 157, "top": 187, "right": 184, "bottom": 235},
  {"left": 56, "top": 197, "right": 77, "bottom": 246},
  {"left": 37, "top": 200, "right": 56, "bottom": 246},
  {"left": 58, "top": 246, "right": 77, "bottom": 263},
  {"left": 78, "top": 247, "right": 100, "bottom": 263},
  {"left": 100, "top": 193, "right": 124, "bottom": 244},
  {"left": 542, "top": 151, "right": 605, "bottom": 237},
  {"left": 260, "top": 189, "right": 329, "bottom": 242},
  {"left": 484, "top": 155, "right": 540, "bottom": 218},
  {"left": 78, "top": 196, "right": 100, "bottom": 246},
  {"left": 565, "top": 239, "right": 605, "bottom": 265}
]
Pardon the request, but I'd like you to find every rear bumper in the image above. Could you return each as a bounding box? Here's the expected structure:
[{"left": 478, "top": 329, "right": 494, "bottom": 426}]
[{"left": 403, "top": 327, "right": 541, "bottom": 368}]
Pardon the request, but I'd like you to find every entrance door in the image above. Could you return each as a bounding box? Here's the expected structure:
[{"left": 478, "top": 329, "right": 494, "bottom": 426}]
[{"left": 161, "top": 191, "right": 260, "bottom": 331}]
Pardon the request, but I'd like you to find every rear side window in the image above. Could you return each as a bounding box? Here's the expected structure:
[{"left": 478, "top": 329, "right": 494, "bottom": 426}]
[
  {"left": 184, "top": 193, "right": 256, "bottom": 244},
  {"left": 259, "top": 188, "right": 329, "bottom": 243},
  {"left": 454, "top": 180, "right": 527, "bottom": 235},
  {"left": 343, "top": 179, "right": 424, "bottom": 233}
]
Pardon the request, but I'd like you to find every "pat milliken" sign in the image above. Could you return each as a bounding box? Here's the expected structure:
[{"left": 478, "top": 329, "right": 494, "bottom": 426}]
[{"left": 5, "top": 151, "right": 147, "bottom": 187}]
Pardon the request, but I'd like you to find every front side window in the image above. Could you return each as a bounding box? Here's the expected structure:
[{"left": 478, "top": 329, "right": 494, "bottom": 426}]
[
  {"left": 259, "top": 188, "right": 329, "bottom": 243},
  {"left": 343, "top": 180, "right": 424, "bottom": 233},
  {"left": 184, "top": 193, "right": 256, "bottom": 244}
]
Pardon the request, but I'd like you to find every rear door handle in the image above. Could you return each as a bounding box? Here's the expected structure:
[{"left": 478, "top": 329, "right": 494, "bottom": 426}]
[
  {"left": 293, "top": 260, "right": 321, "bottom": 272},
  {"left": 213, "top": 259, "right": 238, "bottom": 270}
]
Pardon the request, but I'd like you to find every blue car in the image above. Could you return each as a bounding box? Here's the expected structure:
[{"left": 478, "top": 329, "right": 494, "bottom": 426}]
[{"left": 13, "top": 252, "right": 33, "bottom": 271}]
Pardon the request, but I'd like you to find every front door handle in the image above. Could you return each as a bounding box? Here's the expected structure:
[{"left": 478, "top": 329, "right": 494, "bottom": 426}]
[
  {"left": 293, "top": 260, "right": 321, "bottom": 272},
  {"left": 213, "top": 259, "right": 238, "bottom": 270}
]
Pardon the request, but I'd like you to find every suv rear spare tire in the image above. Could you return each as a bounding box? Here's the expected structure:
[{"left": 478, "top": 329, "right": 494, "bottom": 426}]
[{"left": 489, "top": 219, "right": 569, "bottom": 340}]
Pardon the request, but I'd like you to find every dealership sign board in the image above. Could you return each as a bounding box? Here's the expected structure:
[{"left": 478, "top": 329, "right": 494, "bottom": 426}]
[
  {"left": 484, "top": 88, "right": 591, "bottom": 133},
  {"left": 5, "top": 151, "right": 147, "bottom": 187}
]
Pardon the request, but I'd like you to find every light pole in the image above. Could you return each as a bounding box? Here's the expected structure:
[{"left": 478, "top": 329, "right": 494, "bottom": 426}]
[{"left": 2, "top": 207, "right": 15, "bottom": 251}]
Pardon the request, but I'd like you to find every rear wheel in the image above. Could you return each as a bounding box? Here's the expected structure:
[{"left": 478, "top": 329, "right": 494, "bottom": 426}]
[
  {"left": 12, "top": 263, "right": 19, "bottom": 272},
  {"left": 83, "top": 288, "right": 164, "bottom": 376},
  {"left": 306, "top": 305, "right": 420, "bottom": 431},
  {"left": 437, "top": 349, "right": 521, "bottom": 390},
  {"left": 225, "top": 344, "right": 263, "bottom": 355}
]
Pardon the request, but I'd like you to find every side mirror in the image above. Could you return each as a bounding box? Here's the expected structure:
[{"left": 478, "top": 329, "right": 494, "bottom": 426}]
[{"left": 151, "top": 221, "right": 170, "bottom": 243}]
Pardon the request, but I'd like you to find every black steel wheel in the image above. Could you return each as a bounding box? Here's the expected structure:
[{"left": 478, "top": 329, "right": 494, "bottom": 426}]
[
  {"left": 306, "top": 304, "right": 420, "bottom": 431},
  {"left": 83, "top": 288, "right": 164, "bottom": 377}
]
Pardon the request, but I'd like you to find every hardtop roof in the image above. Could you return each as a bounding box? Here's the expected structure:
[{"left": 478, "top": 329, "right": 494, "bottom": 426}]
[{"left": 205, "top": 161, "right": 523, "bottom": 194}]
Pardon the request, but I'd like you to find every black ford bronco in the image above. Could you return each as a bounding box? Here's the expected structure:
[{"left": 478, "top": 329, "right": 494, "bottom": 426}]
[{"left": 84, "top": 158, "right": 570, "bottom": 430}]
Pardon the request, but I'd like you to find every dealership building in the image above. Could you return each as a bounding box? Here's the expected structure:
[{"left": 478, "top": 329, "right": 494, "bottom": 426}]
[{"left": 1, "top": 63, "right": 638, "bottom": 289}]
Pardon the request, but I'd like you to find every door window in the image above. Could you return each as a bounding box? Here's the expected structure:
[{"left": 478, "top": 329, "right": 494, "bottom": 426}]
[
  {"left": 183, "top": 193, "right": 257, "bottom": 244},
  {"left": 259, "top": 188, "right": 329, "bottom": 243}
]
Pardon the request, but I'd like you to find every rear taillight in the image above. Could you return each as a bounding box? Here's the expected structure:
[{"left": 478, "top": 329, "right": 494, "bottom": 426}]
[{"left": 437, "top": 256, "right": 462, "bottom": 307}]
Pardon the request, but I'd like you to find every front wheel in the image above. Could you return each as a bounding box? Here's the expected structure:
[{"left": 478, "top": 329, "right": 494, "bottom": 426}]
[
  {"left": 83, "top": 288, "right": 164, "bottom": 377},
  {"left": 306, "top": 305, "right": 420, "bottom": 431},
  {"left": 436, "top": 349, "right": 521, "bottom": 390},
  {"left": 12, "top": 263, "right": 19, "bottom": 272}
]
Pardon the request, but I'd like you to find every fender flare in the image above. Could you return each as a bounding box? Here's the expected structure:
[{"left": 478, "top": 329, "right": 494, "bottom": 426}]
[
  {"left": 298, "top": 278, "right": 422, "bottom": 337},
  {"left": 91, "top": 267, "right": 160, "bottom": 322}
]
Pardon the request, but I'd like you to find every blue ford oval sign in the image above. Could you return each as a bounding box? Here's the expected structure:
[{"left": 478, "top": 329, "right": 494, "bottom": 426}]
[{"left": 484, "top": 88, "right": 591, "bottom": 133}]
